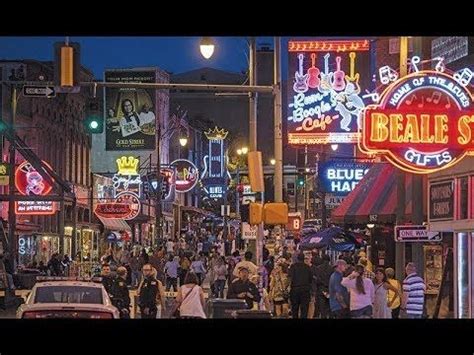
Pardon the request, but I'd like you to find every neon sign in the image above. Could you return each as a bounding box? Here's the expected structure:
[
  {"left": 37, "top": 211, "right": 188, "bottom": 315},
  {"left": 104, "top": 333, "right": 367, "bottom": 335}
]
[
  {"left": 360, "top": 64, "right": 474, "bottom": 174},
  {"left": 94, "top": 203, "right": 132, "bottom": 219},
  {"left": 170, "top": 159, "right": 199, "bottom": 193},
  {"left": 319, "top": 160, "right": 372, "bottom": 196},
  {"left": 116, "top": 192, "right": 141, "bottom": 220},
  {"left": 287, "top": 39, "right": 372, "bottom": 145},
  {"left": 15, "top": 160, "right": 56, "bottom": 215},
  {"left": 201, "top": 127, "right": 230, "bottom": 199},
  {"left": 113, "top": 156, "right": 142, "bottom": 197}
]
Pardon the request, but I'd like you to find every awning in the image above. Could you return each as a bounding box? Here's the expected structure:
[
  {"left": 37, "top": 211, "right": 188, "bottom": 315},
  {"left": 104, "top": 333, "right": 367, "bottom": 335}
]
[
  {"left": 331, "top": 163, "right": 426, "bottom": 224},
  {"left": 180, "top": 206, "right": 214, "bottom": 217},
  {"left": 97, "top": 216, "right": 131, "bottom": 232}
]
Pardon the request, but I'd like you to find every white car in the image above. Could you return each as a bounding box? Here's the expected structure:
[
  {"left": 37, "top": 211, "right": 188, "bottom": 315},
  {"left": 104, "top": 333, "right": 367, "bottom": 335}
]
[{"left": 17, "top": 277, "right": 120, "bottom": 319}]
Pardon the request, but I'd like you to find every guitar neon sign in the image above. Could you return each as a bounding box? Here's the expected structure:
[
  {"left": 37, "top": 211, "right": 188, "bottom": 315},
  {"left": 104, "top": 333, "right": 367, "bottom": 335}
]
[
  {"left": 287, "top": 39, "right": 372, "bottom": 145},
  {"left": 360, "top": 61, "right": 474, "bottom": 174}
]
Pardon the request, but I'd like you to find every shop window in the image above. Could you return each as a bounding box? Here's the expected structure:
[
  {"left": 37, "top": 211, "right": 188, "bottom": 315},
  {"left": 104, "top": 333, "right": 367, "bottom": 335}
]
[
  {"left": 459, "top": 177, "right": 469, "bottom": 220},
  {"left": 456, "top": 232, "right": 469, "bottom": 318}
]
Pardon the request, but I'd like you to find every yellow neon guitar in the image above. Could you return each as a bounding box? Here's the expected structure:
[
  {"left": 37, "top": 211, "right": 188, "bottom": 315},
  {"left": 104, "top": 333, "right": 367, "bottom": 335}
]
[{"left": 345, "top": 52, "right": 360, "bottom": 84}]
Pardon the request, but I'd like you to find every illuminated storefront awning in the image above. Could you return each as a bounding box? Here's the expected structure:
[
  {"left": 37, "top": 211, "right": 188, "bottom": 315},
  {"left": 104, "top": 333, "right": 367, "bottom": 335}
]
[
  {"left": 331, "top": 163, "right": 427, "bottom": 224},
  {"left": 97, "top": 216, "right": 131, "bottom": 232}
]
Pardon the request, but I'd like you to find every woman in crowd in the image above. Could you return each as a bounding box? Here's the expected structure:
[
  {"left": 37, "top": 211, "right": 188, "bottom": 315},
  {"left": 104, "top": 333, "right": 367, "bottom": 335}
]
[
  {"left": 373, "top": 267, "right": 400, "bottom": 319},
  {"left": 385, "top": 267, "right": 402, "bottom": 319},
  {"left": 341, "top": 264, "right": 375, "bottom": 318},
  {"left": 175, "top": 272, "right": 207, "bottom": 319},
  {"left": 191, "top": 255, "right": 206, "bottom": 286},
  {"left": 269, "top": 262, "right": 290, "bottom": 317}
]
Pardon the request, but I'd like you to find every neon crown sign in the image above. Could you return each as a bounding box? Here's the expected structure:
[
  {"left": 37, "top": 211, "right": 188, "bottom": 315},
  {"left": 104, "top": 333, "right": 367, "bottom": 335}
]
[{"left": 360, "top": 56, "right": 474, "bottom": 174}]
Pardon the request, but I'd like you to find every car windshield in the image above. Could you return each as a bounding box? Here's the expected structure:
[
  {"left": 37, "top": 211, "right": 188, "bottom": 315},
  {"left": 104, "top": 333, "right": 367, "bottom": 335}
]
[{"left": 34, "top": 286, "right": 103, "bottom": 304}]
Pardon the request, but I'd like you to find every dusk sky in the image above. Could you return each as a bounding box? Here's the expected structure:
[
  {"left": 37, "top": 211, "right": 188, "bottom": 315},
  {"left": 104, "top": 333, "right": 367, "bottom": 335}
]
[{"left": 0, "top": 36, "right": 284, "bottom": 78}]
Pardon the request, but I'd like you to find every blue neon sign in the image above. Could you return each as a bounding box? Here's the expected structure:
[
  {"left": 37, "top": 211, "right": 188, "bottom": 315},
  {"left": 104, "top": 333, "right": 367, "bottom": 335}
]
[{"left": 319, "top": 160, "right": 373, "bottom": 196}]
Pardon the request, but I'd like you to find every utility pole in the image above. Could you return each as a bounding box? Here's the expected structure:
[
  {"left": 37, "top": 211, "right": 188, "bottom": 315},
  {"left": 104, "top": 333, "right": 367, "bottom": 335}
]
[
  {"left": 396, "top": 36, "right": 409, "bottom": 282},
  {"left": 8, "top": 85, "right": 17, "bottom": 267},
  {"left": 156, "top": 122, "right": 162, "bottom": 244},
  {"left": 274, "top": 37, "right": 283, "bottom": 203},
  {"left": 249, "top": 37, "right": 258, "bottom": 152}
]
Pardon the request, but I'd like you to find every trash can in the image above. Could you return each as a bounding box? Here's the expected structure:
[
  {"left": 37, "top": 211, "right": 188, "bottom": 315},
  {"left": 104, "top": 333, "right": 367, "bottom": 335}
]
[
  {"left": 208, "top": 299, "right": 247, "bottom": 319},
  {"left": 232, "top": 309, "right": 272, "bottom": 319}
]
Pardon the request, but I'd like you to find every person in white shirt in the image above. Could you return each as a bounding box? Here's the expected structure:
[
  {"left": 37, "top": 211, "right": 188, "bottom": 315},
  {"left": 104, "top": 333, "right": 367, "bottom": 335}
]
[
  {"left": 175, "top": 272, "right": 207, "bottom": 319},
  {"left": 138, "top": 104, "right": 156, "bottom": 126},
  {"left": 341, "top": 264, "right": 375, "bottom": 318},
  {"left": 233, "top": 251, "right": 258, "bottom": 278},
  {"left": 166, "top": 239, "right": 174, "bottom": 254}
]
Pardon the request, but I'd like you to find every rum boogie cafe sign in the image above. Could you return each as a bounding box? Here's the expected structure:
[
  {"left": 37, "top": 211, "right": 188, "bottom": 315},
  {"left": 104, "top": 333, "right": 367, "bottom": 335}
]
[{"left": 360, "top": 67, "right": 474, "bottom": 174}]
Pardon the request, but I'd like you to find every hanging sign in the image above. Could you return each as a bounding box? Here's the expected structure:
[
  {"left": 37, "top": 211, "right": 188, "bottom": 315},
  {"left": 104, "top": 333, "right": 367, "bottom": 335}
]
[
  {"left": 14, "top": 160, "right": 56, "bottom": 215},
  {"left": 113, "top": 156, "right": 142, "bottom": 197},
  {"left": 287, "top": 39, "right": 372, "bottom": 145},
  {"left": 360, "top": 59, "right": 474, "bottom": 174},
  {"left": 170, "top": 159, "right": 199, "bottom": 193}
]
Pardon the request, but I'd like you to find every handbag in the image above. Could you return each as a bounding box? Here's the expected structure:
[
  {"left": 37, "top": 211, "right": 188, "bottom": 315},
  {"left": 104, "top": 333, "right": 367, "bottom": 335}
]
[{"left": 172, "top": 285, "right": 196, "bottom": 318}]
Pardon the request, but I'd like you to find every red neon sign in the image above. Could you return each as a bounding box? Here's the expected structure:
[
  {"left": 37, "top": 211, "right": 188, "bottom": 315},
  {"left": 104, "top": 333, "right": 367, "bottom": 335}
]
[
  {"left": 94, "top": 203, "right": 132, "bottom": 219},
  {"left": 288, "top": 40, "right": 370, "bottom": 53},
  {"left": 360, "top": 70, "right": 474, "bottom": 174},
  {"left": 14, "top": 160, "right": 56, "bottom": 215}
]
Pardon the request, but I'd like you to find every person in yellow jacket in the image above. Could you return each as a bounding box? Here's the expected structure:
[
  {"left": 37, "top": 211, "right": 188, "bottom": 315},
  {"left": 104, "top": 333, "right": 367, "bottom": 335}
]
[
  {"left": 358, "top": 251, "right": 373, "bottom": 272},
  {"left": 385, "top": 267, "right": 402, "bottom": 319}
]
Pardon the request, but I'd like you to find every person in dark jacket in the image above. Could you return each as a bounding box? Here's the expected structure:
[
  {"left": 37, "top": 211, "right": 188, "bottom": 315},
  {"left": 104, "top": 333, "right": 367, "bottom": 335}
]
[
  {"left": 47, "top": 253, "right": 63, "bottom": 276},
  {"left": 137, "top": 263, "right": 161, "bottom": 318},
  {"left": 227, "top": 266, "right": 261, "bottom": 309},
  {"left": 113, "top": 266, "right": 131, "bottom": 318},
  {"left": 100, "top": 264, "right": 115, "bottom": 299},
  {"left": 312, "top": 254, "right": 333, "bottom": 318},
  {"left": 288, "top": 252, "right": 313, "bottom": 318}
]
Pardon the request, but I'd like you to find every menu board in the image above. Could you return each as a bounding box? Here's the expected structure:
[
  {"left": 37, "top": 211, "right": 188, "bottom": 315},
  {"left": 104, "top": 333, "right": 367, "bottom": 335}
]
[{"left": 424, "top": 245, "right": 443, "bottom": 295}]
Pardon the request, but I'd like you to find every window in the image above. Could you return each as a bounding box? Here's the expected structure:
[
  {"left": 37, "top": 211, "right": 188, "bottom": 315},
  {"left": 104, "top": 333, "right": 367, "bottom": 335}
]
[
  {"left": 35, "top": 286, "right": 103, "bottom": 304},
  {"left": 459, "top": 177, "right": 469, "bottom": 220}
]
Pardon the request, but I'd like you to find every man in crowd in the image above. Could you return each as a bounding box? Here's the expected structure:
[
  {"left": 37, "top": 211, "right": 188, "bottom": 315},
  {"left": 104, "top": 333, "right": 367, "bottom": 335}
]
[
  {"left": 288, "top": 252, "right": 313, "bottom": 318},
  {"left": 233, "top": 251, "right": 258, "bottom": 278},
  {"left": 329, "top": 259, "right": 350, "bottom": 318},
  {"left": 401, "top": 262, "right": 426, "bottom": 319},
  {"left": 138, "top": 263, "right": 165, "bottom": 318},
  {"left": 227, "top": 266, "right": 261, "bottom": 309}
]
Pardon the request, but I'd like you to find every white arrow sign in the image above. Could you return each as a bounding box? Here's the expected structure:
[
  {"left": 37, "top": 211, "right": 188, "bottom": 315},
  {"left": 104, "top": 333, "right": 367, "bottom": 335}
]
[
  {"left": 395, "top": 225, "right": 442, "bottom": 242},
  {"left": 23, "top": 85, "right": 56, "bottom": 98}
]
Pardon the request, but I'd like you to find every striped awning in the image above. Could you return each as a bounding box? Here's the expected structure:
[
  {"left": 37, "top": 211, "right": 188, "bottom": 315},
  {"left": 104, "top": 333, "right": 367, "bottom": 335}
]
[
  {"left": 331, "top": 163, "right": 426, "bottom": 224},
  {"left": 97, "top": 216, "right": 131, "bottom": 232}
]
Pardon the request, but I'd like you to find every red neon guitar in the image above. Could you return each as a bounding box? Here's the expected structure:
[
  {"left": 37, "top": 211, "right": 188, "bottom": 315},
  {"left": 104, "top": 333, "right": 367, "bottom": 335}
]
[
  {"left": 331, "top": 56, "right": 346, "bottom": 91},
  {"left": 307, "top": 53, "right": 320, "bottom": 89}
]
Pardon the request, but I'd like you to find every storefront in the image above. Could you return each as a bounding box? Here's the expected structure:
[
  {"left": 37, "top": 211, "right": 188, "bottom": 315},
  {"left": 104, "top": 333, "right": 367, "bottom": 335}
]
[
  {"left": 17, "top": 233, "right": 72, "bottom": 267},
  {"left": 428, "top": 156, "right": 474, "bottom": 318}
]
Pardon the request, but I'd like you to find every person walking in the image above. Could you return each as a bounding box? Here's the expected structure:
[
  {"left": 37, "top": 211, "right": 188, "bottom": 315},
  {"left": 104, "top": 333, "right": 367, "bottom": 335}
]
[
  {"left": 164, "top": 255, "right": 179, "bottom": 292},
  {"left": 269, "top": 262, "right": 290, "bottom": 317},
  {"left": 137, "top": 263, "right": 165, "bottom": 319},
  {"left": 174, "top": 272, "right": 207, "bottom": 319},
  {"left": 212, "top": 256, "right": 227, "bottom": 298},
  {"left": 191, "top": 255, "right": 206, "bottom": 286},
  {"left": 288, "top": 252, "right": 313, "bottom": 319},
  {"left": 373, "top": 267, "right": 400, "bottom": 319},
  {"left": 113, "top": 266, "right": 131, "bottom": 319},
  {"left": 385, "top": 267, "right": 402, "bottom": 319},
  {"left": 233, "top": 251, "right": 258, "bottom": 278},
  {"left": 401, "top": 262, "right": 426, "bottom": 319},
  {"left": 313, "top": 254, "right": 332, "bottom": 318},
  {"left": 341, "top": 264, "right": 375, "bottom": 318},
  {"left": 178, "top": 255, "right": 191, "bottom": 286}
]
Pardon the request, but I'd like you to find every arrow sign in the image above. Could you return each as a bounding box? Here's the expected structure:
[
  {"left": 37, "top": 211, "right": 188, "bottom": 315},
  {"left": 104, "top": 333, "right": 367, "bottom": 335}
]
[
  {"left": 394, "top": 225, "right": 442, "bottom": 242},
  {"left": 23, "top": 85, "right": 56, "bottom": 98}
]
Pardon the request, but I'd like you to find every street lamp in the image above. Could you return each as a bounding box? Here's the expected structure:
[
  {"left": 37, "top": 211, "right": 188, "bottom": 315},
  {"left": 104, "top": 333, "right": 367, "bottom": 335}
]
[
  {"left": 179, "top": 134, "right": 188, "bottom": 147},
  {"left": 331, "top": 144, "right": 339, "bottom": 151},
  {"left": 270, "top": 158, "right": 276, "bottom": 165},
  {"left": 200, "top": 37, "right": 215, "bottom": 59}
]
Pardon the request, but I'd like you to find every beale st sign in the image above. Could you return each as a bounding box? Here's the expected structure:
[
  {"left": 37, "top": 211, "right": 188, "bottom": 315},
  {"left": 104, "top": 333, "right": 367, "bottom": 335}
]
[{"left": 360, "top": 67, "right": 474, "bottom": 174}]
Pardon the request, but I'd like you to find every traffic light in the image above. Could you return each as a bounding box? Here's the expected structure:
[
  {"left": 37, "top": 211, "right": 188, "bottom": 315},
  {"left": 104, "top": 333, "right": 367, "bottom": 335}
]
[
  {"left": 84, "top": 98, "right": 103, "bottom": 134},
  {"left": 297, "top": 174, "right": 305, "bottom": 187},
  {"left": 249, "top": 203, "right": 263, "bottom": 225},
  {"left": 54, "top": 42, "right": 81, "bottom": 88},
  {"left": 264, "top": 203, "right": 288, "bottom": 225}
]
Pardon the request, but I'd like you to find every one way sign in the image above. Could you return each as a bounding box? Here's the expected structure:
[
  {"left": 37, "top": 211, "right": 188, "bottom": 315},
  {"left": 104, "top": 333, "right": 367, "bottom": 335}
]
[
  {"left": 394, "top": 225, "right": 442, "bottom": 242},
  {"left": 23, "top": 85, "right": 56, "bottom": 98}
]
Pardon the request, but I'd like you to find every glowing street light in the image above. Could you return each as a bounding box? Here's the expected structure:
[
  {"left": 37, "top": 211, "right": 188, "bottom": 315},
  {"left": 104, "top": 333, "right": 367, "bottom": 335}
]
[
  {"left": 331, "top": 144, "right": 339, "bottom": 151},
  {"left": 200, "top": 37, "right": 215, "bottom": 59},
  {"left": 270, "top": 158, "right": 276, "bottom": 165},
  {"left": 241, "top": 147, "right": 248, "bottom": 155}
]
